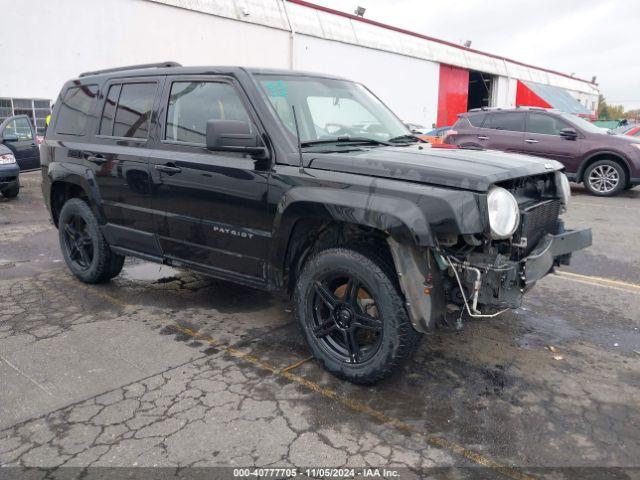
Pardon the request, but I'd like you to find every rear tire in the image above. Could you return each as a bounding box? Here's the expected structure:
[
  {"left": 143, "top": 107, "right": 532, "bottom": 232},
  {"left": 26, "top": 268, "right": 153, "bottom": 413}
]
[
  {"left": 295, "top": 247, "right": 421, "bottom": 384},
  {"left": 2, "top": 184, "right": 19, "bottom": 198},
  {"left": 58, "top": 198, "right": 125, "bottom": 283},
  {"left": 583, "top": 159, "right": 626, "bottom": 197}
]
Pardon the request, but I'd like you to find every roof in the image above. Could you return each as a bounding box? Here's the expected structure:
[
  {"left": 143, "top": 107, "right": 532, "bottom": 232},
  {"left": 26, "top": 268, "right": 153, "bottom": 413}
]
[
  {"left": 286, "top": 0, "right": 595, "bottom": 87},
  {"left": 74, "top": 65, "right": 348, "bottom": 82},
  {"left": 521, "top": 80, "right": 592, "bottom": 115}
]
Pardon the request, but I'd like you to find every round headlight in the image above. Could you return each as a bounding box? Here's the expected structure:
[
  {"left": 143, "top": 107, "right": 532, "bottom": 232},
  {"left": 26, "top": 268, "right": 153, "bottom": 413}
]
[
  {"left": 556, "top": 172, "right": 571, "bottom": 208},
  {"left": 487, "top": 186, "right": 520, "bottom": 239}
]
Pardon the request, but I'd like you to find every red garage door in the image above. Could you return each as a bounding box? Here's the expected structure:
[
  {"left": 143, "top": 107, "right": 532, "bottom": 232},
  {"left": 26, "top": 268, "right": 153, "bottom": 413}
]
[{"left": 437, "top": 65, "right": 469, "bottom": 127}]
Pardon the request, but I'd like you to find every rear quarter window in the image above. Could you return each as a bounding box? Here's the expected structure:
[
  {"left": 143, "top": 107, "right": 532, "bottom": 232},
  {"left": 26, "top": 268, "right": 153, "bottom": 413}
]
[{"left": 55, "top": 85, "right": 98, "bottom": 136}]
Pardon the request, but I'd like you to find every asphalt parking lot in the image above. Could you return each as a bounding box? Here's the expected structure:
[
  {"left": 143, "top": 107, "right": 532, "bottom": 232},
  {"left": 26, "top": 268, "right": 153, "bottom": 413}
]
[{"left": 1, "top": 171, "right": 639, "bottom": 478}]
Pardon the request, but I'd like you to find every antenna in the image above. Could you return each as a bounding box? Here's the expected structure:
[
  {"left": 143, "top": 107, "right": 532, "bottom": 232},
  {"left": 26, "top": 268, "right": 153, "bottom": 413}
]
[{"left": 291, "top": 105, "right": 304, "bottom": 174}]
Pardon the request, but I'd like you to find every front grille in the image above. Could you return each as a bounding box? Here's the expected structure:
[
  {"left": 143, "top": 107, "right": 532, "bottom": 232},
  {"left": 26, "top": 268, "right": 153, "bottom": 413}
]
[{"left": 517, "top": 199, "right": 561, "bottom": 251}]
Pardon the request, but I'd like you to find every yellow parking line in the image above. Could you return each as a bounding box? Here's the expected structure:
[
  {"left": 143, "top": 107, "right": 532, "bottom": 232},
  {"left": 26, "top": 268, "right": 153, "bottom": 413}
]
[
  {"left": 279, "top": 356, "right": 314, "bottom": 373},
  {"left": 555, "top": 271, "right": 640, "bottom": 293},
  {"left": 169, "top": 324, "right": 534, "bottom": 480},
  {"left": 44, "top": 276, "right": 534, "bottom": 477}
]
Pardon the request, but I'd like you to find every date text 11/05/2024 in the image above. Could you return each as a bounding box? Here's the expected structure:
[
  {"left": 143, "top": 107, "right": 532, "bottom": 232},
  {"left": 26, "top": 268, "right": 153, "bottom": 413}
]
[{"left": 233, "top": 467, "right": 400, "bottom": 477}]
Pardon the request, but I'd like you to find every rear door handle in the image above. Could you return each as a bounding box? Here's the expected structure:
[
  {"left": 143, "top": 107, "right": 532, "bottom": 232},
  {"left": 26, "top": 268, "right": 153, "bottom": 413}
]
[
  {"left": 155, "top": 163, "right": 182, "bottom": 175},
  {"left": 477, "top": 135, "right": 489, "bottom": 140},
  {"left": 525, "top": 139, "right": 539, "bottom": 144}
]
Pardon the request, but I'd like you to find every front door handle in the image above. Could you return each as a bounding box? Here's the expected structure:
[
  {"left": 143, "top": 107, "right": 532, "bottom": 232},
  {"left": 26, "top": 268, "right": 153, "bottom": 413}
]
[
  {"left": 155, "top": 163, "right": 182, "bottom": 175},
  {"left": 477, "top": 135, "right": 489, "bottom": 140},
  {"left": 525, "top": 139, "right": 540, "bottom": 144}
]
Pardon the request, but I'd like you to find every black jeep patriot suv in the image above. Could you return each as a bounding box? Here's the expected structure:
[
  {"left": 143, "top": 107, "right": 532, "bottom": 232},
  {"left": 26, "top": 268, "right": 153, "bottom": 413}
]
[{"left": 41, "top": 63, "right": 592, "bottom": 384}]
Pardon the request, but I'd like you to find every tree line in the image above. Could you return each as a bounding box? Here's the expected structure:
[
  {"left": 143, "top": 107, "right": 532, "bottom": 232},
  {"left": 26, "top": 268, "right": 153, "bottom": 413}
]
[{"left": 597, "top": 95, "right": 639, "bottom": 121}]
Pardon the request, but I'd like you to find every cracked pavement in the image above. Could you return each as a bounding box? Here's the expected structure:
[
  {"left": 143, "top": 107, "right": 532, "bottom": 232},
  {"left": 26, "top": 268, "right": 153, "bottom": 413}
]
[{"left": 1, "top": 173, "right": 639, "bottom": 478}]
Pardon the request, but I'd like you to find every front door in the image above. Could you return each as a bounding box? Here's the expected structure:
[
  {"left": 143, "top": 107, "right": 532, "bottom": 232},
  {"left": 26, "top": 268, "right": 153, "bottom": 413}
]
[
  {"left": 522, "top": 112, "right": 581, "bottom": 172},
  {"left": 148, "top": 76, "right": 271, "bottom": 284},
  {"left": 0, "top": 115, "right": 40, "bottom": 171}
]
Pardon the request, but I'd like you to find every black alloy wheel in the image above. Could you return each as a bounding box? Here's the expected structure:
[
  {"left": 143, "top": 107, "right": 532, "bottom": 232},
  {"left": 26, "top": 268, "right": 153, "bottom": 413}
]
[
  {"left": 62, "top": 214, "right": 95, "bottom": 270},
  {"left": 310, "top": 273, "right": 384, "bottom": 364},
  {"left": 58, "top": 198, "right": 125, "bottom": 283},
  {"left": 295, "top": 247, "right": 421, "bottom": 384}
]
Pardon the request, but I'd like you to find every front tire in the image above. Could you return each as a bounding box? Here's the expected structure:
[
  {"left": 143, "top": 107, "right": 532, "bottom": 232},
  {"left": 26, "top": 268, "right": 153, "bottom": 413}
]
[
  {"left": 58, "top": 198, "right": 125, "bottom": 283},
  {"left": 583, "top": 159, "right": 626, "bottom": 196},
  {"left": 2, "top": 184, "right": 19, "bottom": 198},
  {"left": 295, "top": 247, "right": 421, "bottom": 384}
]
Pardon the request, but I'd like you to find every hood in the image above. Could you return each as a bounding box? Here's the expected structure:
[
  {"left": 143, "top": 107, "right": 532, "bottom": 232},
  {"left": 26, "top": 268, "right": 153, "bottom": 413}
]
[
  {"left": 306, "top": 145, "right": 563, "bottom": 191},
  {"left": 0, "top": 143, "right": 12, "bottom": 155}
]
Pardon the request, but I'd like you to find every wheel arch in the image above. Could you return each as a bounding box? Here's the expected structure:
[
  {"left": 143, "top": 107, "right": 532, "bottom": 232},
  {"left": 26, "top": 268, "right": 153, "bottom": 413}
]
[
  {"left": 49, "top": 171, "right": 104, "bottom": 227},
  {"left": 268, "top": 187, "right": 434, "bottom": 292},
  {"left": 578, "top": 151, "right": 631, "bottom": 185}
]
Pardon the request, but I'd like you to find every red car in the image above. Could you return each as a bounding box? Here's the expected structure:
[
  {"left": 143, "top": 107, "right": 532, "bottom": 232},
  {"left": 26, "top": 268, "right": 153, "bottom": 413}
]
[{"left": 624, "top": 126, "right": 640, "bottom": 137}]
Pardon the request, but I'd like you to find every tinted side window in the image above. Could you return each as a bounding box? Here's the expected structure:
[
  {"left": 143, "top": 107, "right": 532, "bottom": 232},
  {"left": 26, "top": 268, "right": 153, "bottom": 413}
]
[
  {"left": 4, "top": 117, "right": 33, "bottom": 140},
  {"left": 166, "top": 81, "right": 250, "bottom": 144},
  {"left": 467, "top": 113, "right": 487, "bottom": 127},
  {"left": 489, "top": 113, "right": 525, "bottom": 132},
  {"left": 56, "top": 85, "right": 98, "bottom": 135},
  {"left": 112, "top": 83, "right": 156, "bottom": 139},
  {"left": 527, "top": 113, "right": 568, "bottom": 136},
  {"left": 99, "top": 84, "right": 121, "bottom": 136}
]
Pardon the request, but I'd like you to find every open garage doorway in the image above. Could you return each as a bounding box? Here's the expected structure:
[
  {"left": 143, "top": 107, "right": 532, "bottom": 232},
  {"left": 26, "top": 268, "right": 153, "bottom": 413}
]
[
  {"left": 467, "top": 71, "right": 494, "bottom": 110},
  {"left": 437, "top": 65, "right": 497, "bottom": 127}
]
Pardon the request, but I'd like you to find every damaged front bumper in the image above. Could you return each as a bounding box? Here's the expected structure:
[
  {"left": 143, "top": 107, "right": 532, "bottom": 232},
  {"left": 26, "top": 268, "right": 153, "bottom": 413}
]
[
  {"left": 523, "top": 228, "right": 592, "bottom": 284},
  {"left": 448, "top": 227, "right": 593, "bottom": 314},
  {"left": 388, "top": 227, "right": 592, "bottom": 333}
]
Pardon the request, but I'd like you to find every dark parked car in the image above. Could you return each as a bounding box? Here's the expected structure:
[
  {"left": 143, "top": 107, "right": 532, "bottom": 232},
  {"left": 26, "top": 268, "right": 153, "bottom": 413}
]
[
  {"left": 0, "top": 144, "right": 20, "bottom": 198},
  {"left": 0, "top": 114, "right": 41, "bottom": 171},
  {"left": 41, "top": 64, "right": 591, "bottom": 383},
  {"left": 445, "top": 107, "right": 640, "bottom": 196}
]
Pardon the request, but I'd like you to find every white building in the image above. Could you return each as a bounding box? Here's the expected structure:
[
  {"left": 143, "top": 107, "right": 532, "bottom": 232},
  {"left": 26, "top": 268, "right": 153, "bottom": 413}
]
[{"left": 1, "top": 0, "right": 599, "bottom": 135}]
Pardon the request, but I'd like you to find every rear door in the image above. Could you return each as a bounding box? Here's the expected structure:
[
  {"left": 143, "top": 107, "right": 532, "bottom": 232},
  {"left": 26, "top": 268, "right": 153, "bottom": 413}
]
[
  {"left": 522, "top": 112, "right": 580, "bottom": 171},
  {"left": 147, "top": 75, "right": 271, "bottom": 284},
  {"left": 89, "top": 77, "right": 163, "bottom": 255},
  {"left": 0, "top": 115, "right": 39, "bottom": 171},
  {"left": 482, "top": 112, "right": 525, "bottom": 153}
]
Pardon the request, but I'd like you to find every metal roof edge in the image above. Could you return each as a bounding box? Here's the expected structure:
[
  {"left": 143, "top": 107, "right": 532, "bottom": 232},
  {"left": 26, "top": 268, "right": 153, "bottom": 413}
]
[{"left": 286, "top": 0, "right": 596, "bottom": 87}]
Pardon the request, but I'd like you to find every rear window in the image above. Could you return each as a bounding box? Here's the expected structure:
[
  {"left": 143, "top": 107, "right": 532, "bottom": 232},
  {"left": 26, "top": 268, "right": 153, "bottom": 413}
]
[
  {"left": 488, "top": 112, "right": 525, "bottom": 132},
  {"left": 467, "top": 113, "right": 487, "bottom": 127},
  {"left": 99, "top": 82, "right": 157, "bottom": 139},
  {"left": 56, "top": 85, "right": 98, "bottom": 136}
]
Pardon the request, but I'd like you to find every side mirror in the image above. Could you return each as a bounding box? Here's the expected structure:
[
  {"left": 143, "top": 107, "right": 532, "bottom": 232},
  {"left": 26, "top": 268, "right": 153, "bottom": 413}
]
[
  {"left": 560, "top": 128, "right": 578, "bottom": 140},
  {"left": 206, "top": 120, "right": 266, "bottom": 156}
]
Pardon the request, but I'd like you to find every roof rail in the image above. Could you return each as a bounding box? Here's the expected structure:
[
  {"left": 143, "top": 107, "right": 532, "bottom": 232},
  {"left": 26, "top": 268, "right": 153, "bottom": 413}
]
[
  {"left": 515, "top": 105, "right": 551, "bottom": 111},
  {"left": 79, "top": 61, "right": 182, "bottom": 78},
  {"left": 468, "top": 107, "right": 502, "bottom": 112}
]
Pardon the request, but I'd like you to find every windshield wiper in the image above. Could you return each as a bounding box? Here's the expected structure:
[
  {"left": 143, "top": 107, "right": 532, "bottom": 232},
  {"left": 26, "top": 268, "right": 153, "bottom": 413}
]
[
  {"left": 301, "top": 136, "right": 392, "bottom": 147},
  {"left": 388, "top": 134, "right": 422, "bottom": 143}
]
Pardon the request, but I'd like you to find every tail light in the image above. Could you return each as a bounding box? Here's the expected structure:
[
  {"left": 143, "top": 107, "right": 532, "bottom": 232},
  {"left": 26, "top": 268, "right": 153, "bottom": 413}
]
[{"left": 36, "top": 135, "right": 44, "bottom": 145}]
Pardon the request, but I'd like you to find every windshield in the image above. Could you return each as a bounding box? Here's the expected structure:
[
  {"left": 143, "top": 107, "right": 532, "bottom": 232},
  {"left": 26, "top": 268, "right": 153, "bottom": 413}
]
[
  {"left": 256, "top": 75, "right": 410, "bottom": 146},
  {"left": 560, "top": 112, "right": 605, "bottom": 134}
]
